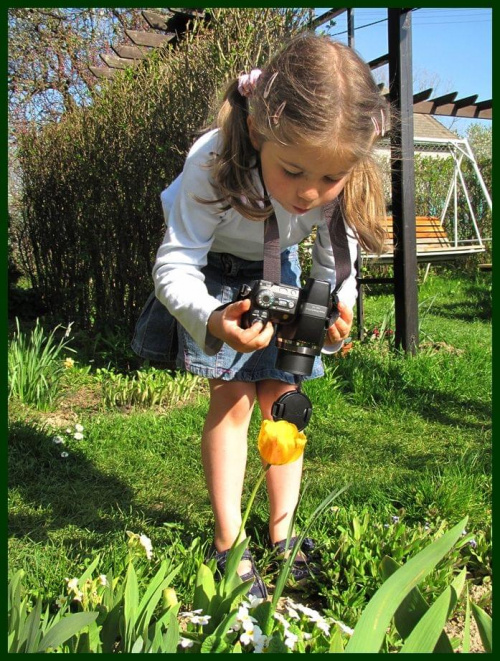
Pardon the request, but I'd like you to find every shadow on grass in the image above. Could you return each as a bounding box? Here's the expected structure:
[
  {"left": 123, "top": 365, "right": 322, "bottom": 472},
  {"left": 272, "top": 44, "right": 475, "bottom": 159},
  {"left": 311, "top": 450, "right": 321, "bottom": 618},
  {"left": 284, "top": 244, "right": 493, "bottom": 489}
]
[
  {"left": 428, "top": 281, "right": 492, "bottom": 322},
  {"left": 333, "top": 355, "right": 491, "bottom": 432},
  {"left": 8, "top": 420, "right": 194, "bottom": 545}
]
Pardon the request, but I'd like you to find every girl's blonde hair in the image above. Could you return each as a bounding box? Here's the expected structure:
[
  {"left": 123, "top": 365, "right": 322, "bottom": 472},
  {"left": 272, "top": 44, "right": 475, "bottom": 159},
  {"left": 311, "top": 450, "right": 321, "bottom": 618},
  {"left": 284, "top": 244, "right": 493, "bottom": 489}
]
[{"left": 210, "top": 32, "right": 389, "bottom": 254}]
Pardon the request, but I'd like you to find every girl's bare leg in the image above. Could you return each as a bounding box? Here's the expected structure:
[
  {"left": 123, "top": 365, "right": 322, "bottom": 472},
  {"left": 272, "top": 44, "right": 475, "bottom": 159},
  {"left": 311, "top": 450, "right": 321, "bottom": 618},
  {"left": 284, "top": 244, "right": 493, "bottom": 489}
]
[
  {"left": 256, "top": 380, "right": 304, "bottom": 545},
  {"left": 201, "top": 379, "right": 256, "bottom": 555}
]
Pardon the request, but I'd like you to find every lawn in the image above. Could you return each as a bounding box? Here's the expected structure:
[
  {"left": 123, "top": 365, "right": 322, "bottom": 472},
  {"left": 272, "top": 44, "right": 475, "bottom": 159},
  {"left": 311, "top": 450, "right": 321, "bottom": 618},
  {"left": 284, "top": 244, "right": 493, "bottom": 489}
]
[{"left": 8, "top": 265, "right": 492, "bottom": 651}]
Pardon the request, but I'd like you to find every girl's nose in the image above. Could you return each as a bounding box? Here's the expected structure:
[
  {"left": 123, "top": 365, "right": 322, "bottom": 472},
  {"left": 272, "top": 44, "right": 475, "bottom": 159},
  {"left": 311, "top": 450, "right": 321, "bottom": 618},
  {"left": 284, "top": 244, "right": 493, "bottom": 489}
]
[{"left": 298, "top": 186, "right": 319, "bottom": 203}]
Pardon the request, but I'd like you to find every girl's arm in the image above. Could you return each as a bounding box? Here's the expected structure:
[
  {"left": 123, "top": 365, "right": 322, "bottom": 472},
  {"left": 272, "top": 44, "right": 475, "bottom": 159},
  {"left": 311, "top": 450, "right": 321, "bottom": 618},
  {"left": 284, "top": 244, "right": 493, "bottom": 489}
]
[{"left": 153, "top": 133, "right": 230, "bottom": 355}]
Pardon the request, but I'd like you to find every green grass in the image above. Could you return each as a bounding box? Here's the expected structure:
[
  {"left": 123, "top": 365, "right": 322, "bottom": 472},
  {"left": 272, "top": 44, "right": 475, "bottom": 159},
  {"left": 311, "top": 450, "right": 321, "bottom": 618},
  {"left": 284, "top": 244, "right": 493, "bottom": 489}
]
[{"left": 8, "top": 268, "right": 491, "bottom": 624}]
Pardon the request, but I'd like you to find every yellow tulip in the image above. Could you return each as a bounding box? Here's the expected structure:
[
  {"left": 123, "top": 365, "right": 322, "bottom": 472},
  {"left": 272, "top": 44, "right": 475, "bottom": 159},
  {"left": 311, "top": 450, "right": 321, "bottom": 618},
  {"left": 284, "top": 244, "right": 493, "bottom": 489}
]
[{"left": 257, "top": 419, "right": 307, "bottom": 466}]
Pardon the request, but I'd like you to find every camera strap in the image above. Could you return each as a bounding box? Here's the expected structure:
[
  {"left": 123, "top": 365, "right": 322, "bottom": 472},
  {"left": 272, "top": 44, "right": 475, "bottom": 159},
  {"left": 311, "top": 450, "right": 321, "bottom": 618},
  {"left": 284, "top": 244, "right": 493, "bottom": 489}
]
[{"left": 263, "top": 198, "right": 352, "bottom": 296}]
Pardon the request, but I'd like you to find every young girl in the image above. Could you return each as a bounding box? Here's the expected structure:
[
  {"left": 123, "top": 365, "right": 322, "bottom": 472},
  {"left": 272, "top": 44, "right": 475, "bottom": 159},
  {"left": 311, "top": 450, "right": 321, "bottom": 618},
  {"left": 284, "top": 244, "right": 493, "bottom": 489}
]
[{"left": 134, "top": 33, "right": 387, "bottom": 598}]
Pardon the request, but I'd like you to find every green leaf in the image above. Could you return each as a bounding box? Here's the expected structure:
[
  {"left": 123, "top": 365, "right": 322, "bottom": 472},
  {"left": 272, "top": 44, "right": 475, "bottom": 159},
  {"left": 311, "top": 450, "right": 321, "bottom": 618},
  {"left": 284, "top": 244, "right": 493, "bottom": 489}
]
[
  {"left": 399, "top": 585, "right": 457, "bottom": 653},
  {"left": 211, "top": 576, "right": 254, "bottom": 628},
  {"left": 201, "top": 611, "right": 238, "bottom": 653},
  {"left": 266, "top": 634, "right": 289, "bottom": 653},
  {"left": 137, "top": 563, "right": 181, "bottom": 639},
  {"left": 329, "top": 623, "right": 346, "bottom": 652},
  {"left": 161, "top": 609, "right": 180, "bottom": 653},
  {"left": 380, "top": 555, "right": 454, "bottom": 653},
  {"left": 131, "top": 635, "right": 144, "bottom": 653},
  {"left": 221, "top": 537, "right": 250, "bottom": 592},
  {"left": 78, "top": 554, "right": 100, "bottom": 585},
  {"left": 37, "top": 612, "right": 99, "bottom": 652},
  {"left": 462, "top": 587, "right": 471, "bottom": 654},
  {"left": 123, "top": 562, "right": 139, "bottom": 650},
  {"left": 344, "top": 516, "right": 468, "bottom": 653},
  {"left": 24, "top": 598, "right": 43, "bottom": 652},
  {"left": 100, "top": 600, "right": 123, "bottom": 653},
  {"left": 192, "top": 562, "right": 217, "bottom": 615},
  {"left": 471, "top": 602, "right": 492, "bottom": 652}
]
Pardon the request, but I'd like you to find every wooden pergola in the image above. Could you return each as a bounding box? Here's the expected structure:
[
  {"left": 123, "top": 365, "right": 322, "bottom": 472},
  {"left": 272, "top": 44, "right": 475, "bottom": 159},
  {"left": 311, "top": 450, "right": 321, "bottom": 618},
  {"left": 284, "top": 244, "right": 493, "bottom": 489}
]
[
  {"left": 313, "top": 8, "right": 491, "bottom": 353},
  {"left": 91, "top": 8, "right": 492, "bottom": 353}
]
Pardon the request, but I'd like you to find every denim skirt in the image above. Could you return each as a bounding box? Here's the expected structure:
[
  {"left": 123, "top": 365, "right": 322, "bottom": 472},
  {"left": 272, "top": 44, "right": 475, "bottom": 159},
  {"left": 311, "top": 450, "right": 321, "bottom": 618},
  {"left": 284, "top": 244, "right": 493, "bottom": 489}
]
[{"left": 132, "top": 247, "right": 324, "bottom": 385}]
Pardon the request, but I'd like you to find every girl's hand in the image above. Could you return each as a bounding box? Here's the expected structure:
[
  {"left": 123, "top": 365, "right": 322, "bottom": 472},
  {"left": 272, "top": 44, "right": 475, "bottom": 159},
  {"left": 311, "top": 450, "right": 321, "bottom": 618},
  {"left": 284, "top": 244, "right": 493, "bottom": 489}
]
[
  {"left": 325, "top": 301, "right": 353, "bottom": 346},
  {"left": 208, "top": 299, "right": 275, "bottom": 353}
]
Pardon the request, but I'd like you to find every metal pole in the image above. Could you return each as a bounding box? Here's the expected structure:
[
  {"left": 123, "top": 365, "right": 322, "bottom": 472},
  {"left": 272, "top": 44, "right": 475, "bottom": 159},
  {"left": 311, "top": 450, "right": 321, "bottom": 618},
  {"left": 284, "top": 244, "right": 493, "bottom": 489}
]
[{"left": 388, "top": 9, "right": 419, "bottom": 354}]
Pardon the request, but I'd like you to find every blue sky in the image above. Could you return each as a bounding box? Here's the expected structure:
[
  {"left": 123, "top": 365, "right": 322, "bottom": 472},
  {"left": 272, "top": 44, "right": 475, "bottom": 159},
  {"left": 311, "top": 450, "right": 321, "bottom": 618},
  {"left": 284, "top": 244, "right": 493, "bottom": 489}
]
[{"left": 316, "top": 7, "right": 492, "bottom": 135}]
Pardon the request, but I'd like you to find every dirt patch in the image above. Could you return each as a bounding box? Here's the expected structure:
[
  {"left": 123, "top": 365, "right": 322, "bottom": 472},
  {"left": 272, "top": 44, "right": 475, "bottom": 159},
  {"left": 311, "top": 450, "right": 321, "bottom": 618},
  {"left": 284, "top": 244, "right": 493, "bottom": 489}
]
[{"left": 444, "top": 582, "right": 492, "bottom": 653}]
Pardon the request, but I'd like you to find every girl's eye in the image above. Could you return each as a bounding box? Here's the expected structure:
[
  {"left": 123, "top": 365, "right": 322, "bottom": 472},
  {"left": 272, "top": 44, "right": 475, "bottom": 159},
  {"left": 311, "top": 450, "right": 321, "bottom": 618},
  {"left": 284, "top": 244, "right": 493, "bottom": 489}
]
[
  {"left": 324, "top": 176, "right": 341, "bottom": 184},
  {"left": 283, "top": 169, "right": 302, "bottom": 178}
]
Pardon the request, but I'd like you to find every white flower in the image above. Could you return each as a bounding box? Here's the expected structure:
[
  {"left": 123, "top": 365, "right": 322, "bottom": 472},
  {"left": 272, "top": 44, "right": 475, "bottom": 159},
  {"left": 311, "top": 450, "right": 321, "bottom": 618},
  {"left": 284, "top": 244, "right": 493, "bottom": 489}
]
[
  {"left": 232, "top": 604, "right": 257, "bottom": 631},
  {"left": 75, "top": 424, "right": 84, "bottom": 433},
  {"left": 285, "top": 604, "right": 300, "bottom": 620},
  {"left": 244, "top": 593, "right": 265, "bottom": 609},
  {"left": 55, "top": 595, "right": 67, "bottom": 608},
  {"left": 66, "top": 428, "right": 72, "bottom": 434},
  {"left": 253, "top": 631, "right": 269, "bottom": 653},
  {"left": 180, "top": 609, "right": 211, "bottom": 626},
  {"left": 98, "top": 574, "right": 108, "bottom": 587},
  {"left": 60, "top": 451, "right": 69, "bottom": 458},
  {"left": 179, "top": 637, "right": 194, "bottom": 648},
  {"left": 73, "top": 432, "right": 84, "bottom": 440},
  {"left": 190, "top": 613, "right": 211, "bottom": 626},
  {"left": 273, "top": 611, "right": 290, "bottom": 629},
  {"left": 66, "top": 577, "right": 79, "bottom": 591},
  {"left": 315, "top": 619, "right": 331, "bottom": 636},
  {"left": 65, "top": 577, "right": 83, "bottom": 601},
  {"left": 52, "top": 436, "right": 64, "bottom": 444},
  {"left": 240, "top": 621, "right": 264, "bottom": 646},
  {"left": 284, "top": 630, "right": 299, "bottom": 650},
  {"left": 332, "top": 619, "right": 354, "bottom": 636},
  {"left": 139, "top": 534, "right": 153, "bottom": 560}
]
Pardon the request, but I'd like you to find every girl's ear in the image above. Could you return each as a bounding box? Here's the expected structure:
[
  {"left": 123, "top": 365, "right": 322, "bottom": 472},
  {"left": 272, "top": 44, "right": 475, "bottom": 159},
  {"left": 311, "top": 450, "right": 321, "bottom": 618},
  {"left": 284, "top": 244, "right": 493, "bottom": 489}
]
[{"left": 247, "top": 116, "right": 261, "bottom": 151}]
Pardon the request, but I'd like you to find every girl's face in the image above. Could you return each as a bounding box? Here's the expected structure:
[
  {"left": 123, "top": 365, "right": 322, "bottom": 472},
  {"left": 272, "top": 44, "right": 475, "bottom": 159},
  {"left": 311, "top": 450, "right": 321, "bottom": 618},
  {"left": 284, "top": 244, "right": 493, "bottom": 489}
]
[{"left": 254, "top": 138, "right": 356, "bottom": 216}]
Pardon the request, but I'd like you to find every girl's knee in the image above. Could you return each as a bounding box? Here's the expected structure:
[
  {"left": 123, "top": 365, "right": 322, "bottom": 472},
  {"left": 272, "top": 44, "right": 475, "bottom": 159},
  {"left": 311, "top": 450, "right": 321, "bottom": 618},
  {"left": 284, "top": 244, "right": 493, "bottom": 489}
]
[
  {"left": 208, "top": 379, "right": 256, "bottom": 424},
  {"left": 256, "top": 380, "right": 297, "bottom": 419}
]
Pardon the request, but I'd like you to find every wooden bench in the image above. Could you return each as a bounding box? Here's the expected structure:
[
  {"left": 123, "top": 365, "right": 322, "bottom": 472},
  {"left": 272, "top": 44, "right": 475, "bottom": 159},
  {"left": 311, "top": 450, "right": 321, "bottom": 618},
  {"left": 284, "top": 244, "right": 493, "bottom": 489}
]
[
  {"left": 363, "top": 216, "right": 451, "bottom": 264},
  {"left": 382, "top": 215, "right": 450, "bottom": 251}
]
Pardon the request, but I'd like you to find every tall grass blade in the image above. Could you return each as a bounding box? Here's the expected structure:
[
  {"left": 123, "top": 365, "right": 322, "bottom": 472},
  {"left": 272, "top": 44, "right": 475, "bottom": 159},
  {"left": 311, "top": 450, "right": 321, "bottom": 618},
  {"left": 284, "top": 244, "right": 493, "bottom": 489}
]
[
  {"left": 399, "top": 585, "right": 457, "bottom": 653},
  {"left": 344, "top": 516, "right": 468, "bottom": 653},
  {"left": 462, "top": 586, "right": 471, "bottom": 653},
  {"left": 471, "top": 602, "right": 492, "bottom": 652},
  {"left": 123, "top": 562, "right": 139, "bottom": 651},
  {"left": 380, "top": 556, "right": 454, "bottom": 653},
  {"left": 36, "top": 612, "right": 99, "bottom": 652}
]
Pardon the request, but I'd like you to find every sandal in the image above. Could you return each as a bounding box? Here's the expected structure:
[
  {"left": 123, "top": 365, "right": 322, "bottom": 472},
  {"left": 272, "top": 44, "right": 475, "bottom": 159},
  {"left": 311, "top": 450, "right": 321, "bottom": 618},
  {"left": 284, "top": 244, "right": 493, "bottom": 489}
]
[
  {"left": 272, "top": 536, "right": 320, "bottom": 582},
  {"left": 208, "top": 545, "right": 268, "bottom": 600}
]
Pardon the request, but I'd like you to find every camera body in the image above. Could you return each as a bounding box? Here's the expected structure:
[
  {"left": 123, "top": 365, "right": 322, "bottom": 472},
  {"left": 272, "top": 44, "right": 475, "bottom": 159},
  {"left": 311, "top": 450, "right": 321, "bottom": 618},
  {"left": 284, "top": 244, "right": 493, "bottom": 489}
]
[{"left": 238, "top": 278, "right": 339, "bottom": 376}]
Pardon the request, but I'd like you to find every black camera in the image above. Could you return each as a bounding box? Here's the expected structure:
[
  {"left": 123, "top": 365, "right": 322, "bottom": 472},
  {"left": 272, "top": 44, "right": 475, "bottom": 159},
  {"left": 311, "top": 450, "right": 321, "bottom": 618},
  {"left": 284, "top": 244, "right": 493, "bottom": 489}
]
[{"left": 238, "top": 278, "right": 339, "bottom": 376}]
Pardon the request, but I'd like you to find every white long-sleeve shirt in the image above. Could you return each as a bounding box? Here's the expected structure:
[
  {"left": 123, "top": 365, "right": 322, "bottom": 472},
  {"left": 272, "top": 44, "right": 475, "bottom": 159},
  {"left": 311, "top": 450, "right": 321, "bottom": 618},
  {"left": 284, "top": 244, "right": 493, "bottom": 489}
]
[{"left": 153, "top": 129, "right": 359, "bottom": 355}]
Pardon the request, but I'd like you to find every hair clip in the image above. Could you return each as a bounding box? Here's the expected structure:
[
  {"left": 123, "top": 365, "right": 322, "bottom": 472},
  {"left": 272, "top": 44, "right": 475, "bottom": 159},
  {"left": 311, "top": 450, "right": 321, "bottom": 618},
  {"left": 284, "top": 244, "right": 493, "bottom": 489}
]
[
  {"left": 263, "top": 71, "right": 279, "bottom": 99},
  {"left": 271, "top": 101, "right": 287, "bottom": 125},
  {"left": 371, "top": 109, "right": 386, "bottom": 137}
]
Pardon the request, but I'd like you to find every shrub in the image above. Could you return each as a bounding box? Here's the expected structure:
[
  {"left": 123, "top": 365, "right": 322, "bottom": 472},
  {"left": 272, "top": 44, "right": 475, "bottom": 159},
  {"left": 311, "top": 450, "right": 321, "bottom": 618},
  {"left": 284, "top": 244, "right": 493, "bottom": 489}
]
[{"left": 15, "top": 9, "right": 309, "bottom": 331}]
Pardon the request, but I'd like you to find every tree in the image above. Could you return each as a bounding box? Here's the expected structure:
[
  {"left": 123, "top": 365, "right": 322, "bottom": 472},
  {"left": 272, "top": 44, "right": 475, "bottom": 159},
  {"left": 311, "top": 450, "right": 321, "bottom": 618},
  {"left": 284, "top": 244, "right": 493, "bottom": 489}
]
[{"left": 8, "top": 8, "right": 153, "bottom": 128}]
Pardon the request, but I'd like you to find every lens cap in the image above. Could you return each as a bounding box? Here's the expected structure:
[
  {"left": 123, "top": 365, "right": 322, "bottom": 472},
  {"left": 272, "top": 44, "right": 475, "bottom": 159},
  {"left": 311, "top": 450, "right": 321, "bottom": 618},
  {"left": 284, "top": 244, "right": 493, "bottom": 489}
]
[{"left": 271, "top": 390, "right": 313, "bottom": 431}]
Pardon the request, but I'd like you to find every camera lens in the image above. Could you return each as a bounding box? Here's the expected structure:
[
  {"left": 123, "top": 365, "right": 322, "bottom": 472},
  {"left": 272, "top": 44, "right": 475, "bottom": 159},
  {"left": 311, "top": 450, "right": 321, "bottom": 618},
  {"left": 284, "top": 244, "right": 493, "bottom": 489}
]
[{"left": 275, "top": 348, "right": 316, "bottom": 376}]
